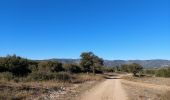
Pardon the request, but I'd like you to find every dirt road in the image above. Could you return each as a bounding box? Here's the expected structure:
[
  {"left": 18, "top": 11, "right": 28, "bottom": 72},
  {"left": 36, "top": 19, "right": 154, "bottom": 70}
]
[{"left": 78, "top": 75, "right": 128, "bottom": 100}]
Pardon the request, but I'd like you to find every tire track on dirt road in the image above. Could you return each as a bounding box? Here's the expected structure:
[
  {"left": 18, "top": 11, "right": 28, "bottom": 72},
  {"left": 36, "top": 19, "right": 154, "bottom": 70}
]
[{"left": 77, "top": 76, "right": 128, "bottom": 100}]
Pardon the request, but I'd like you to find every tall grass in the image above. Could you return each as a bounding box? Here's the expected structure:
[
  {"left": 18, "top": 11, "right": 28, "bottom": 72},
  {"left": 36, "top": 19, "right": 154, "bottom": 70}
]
[
  {"left": 27, "top": 72, "right": 72, "bottom": 82},
  {"left": 0, "top": 72, "right": 14, "bottom": 81},
  {"left": 160, "top": 91, "right": 170, "bottom": 100}
]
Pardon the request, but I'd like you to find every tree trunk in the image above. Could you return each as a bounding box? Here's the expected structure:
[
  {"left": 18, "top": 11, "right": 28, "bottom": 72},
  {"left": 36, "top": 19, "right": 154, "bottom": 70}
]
[{"left": 93, "top": 66, "right": 95, "bottom": 75}]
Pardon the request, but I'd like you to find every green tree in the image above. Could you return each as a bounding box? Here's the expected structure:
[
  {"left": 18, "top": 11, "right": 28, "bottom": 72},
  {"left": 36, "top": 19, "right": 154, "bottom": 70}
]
[
  {"left": 80, "top": 52, "right": 104, "bottom": 74},
  {"left": 93, "top": 55, "right": 104, "bottom": 74},
  {"left": 129, "top": 63, "right": 143, "bottom": 76},
  {"left": 80, "top": 52, "right": 94, "bottom": 73},
  {"left": 120, "top": 63, "right": 143, "bottom": 76}
]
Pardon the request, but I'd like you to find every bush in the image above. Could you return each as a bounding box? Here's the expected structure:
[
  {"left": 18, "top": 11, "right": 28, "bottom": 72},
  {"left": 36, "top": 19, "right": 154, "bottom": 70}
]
[
  {"left": 143, "top": 69, "right": 156, "bottom": 75},
  {"left": 27, "top": 72, "right": 72, "bottom": 82},
  {"left": 38, "top": 61, "right": 63, "bottom": 73},
  {"left": 102, "top": 67, "right": 115, "bottom": 73},
  {"left": 28, "top": 65, "right": 38, "bottom": 72},
  {"left": 28, "top": 61, "right": 38, "bottom": 72},
  {"left": 11, "top": 65, "right": 31, "bottom": 76},
  {"left": 0, "top": 55, "right": 31, "bottom": 76},
  {"left": 64, "top": 64, "right": 82, "bottom": 73},
  {"left": 156, "top": 68, "right": 170, "bottom": 77},
  {"left": 0, "top": 72, "right": 14, "bottom": 81},
  {"left": 0, "top": 65, "right": 8, "bottom": 72},
  {"left": 27, "top": 72, "right": 53, "bottom": 81}
]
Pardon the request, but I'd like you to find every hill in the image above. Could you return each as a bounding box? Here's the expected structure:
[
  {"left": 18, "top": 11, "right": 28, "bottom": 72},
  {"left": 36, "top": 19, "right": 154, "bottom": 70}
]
[{"left": 45, "top": 59, "right": 170, "bottom": 68}]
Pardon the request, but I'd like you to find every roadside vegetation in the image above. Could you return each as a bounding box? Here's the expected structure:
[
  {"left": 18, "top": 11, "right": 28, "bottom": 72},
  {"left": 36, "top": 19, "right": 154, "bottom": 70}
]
[
  {"left": 0, "top": 52, "right": 107, "bottom": 100},
  {"left": 143, "top": 68, "right": 170, "bottom": 77},
  {"left": 120, "top": 63, "right": 143, "bottom": 76},
  {"left": 0, "top": 52, "right": 170, "bottom": 100},
  {"left": 122, "top": 67, "right": 170, "bottom": 100},
  {"left": 0, "top": 52, "right": 105, "bottom": 81}
]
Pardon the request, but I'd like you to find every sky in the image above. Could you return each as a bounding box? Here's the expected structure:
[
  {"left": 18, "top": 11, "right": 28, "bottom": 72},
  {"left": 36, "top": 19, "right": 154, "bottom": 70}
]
[{"left": 0, "top": 0, "right": 169, "bottom": 60}]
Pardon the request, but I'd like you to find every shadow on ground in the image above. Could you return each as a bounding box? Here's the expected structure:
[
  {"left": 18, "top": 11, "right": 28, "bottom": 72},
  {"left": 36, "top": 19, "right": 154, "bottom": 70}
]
[
  {"left": 104, "top": 77, "right": 121, "bottom": 79},
  {"left": 103, "top": 73, "right": 122, "bottom": 79}
]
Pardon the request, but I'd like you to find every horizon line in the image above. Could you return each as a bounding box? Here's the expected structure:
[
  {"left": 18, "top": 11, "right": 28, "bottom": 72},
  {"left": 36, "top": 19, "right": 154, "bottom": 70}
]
[{"left": 0, "top": 54, "right": 170, "bottom": 61}]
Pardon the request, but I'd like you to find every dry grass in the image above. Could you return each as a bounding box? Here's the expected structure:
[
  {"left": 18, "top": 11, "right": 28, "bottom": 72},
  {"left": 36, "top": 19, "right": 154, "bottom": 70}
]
[
  {"left": 160, "top": 91, "right": 170, "bottom": 100},
  {"left": 122, "top": 76, "right": 170, "bottom": 100},
  {"left": 0, "top": 80, "right": 69, "bottom": 100},
  {"left": 73, "top": 74, "right": 104, "bottom": 83},
  {"left": 0, "top": 73, "right": 105, "bottom": 100},
  {"left": 123, "top": 76, "right": 170, "bottom": 86},
  {"left": 122, "top": 82, "right": 166, "bottom": 100}
]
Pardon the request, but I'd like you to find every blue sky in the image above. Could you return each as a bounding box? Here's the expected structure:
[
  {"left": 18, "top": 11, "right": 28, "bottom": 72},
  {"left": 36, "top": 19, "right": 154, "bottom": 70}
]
[{"left": 0, "top": 0, "right": 169, "bottom": 60}]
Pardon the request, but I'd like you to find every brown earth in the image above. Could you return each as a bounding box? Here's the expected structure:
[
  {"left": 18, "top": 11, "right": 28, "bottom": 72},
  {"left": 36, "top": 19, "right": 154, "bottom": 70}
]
[{"left": 77, "top": 75, "right": 128, "bottom": 100}]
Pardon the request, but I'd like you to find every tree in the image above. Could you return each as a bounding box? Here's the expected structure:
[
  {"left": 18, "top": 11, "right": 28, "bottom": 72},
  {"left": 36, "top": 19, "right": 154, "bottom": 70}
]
[
  {"left": 38, "top": 61, "right": 63, "bottom": 73},
  {"left": 120, "top": 63, "right": 143, "bottom": 76},
  {"left": 92, "top": 55, "right": 104, "bottom": 74},
  {"left": 80, "top": 52, "right": 104, "bottom": 74},
  {"left": 80, "top": 52, "right": 94, "bottom": 73},
  {"left": 128, "top": 63, "right": 143, "bottom": 76}
]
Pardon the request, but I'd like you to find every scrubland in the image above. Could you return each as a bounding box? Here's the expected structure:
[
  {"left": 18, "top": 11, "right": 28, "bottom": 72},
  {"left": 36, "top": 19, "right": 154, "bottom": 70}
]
[
  {"left": 0, "top": 73, "right": 104, "bottom": 100},
  {"left": 122, "top": 76, "right": 170, "bottom": 100}
]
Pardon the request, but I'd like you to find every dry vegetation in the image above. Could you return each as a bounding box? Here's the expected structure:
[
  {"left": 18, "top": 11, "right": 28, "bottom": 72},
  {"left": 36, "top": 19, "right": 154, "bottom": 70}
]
[
  {"left": 0, "top": 80, "right": 68, "bottom": 100},
  {"left": 122, "top": 76, "right": 170, "bottom": 100},
  {"left": 0, "top": 74, "right": 104, "bottom": 100},
  {"left": 123, "top": 76, "right": 170, "bottom": 86},
  {"left": 0, "top": 54, "right": 106, "bottom": 100}
]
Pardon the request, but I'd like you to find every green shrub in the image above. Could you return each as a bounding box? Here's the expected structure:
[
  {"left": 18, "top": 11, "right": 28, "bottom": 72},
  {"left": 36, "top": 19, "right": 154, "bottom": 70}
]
[
  {"left": 143, "top": 69, "right": 156, "bottom": 75},
  {"left": 0, "top": 55, "right": 31, "bottom": 76},
  {"left": 28, "top": 61, "right": 38, "bottom": 72},
  {"left": 28, "top": 65, "right": 38, "bottom": 72},
  {"left": 64, "top": 64, "right": 82, "bottom": 73},
  {"left": 156, "top": 68, "right": 170, "bottom": 77},
  {"left": 38, "top": 61, "right": 63, "bottom": 73},
  {"left": 11, "top": 65, "right": 31, "bottom": 76},
  {"left": 27, "top": 72, "right": 53, "bottom": 81}
]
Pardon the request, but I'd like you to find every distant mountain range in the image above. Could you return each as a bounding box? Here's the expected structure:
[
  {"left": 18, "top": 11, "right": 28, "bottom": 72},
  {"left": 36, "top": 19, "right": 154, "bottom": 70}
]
[{"left": 46, "top": 59, "right": 170, "bottom": 68}]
